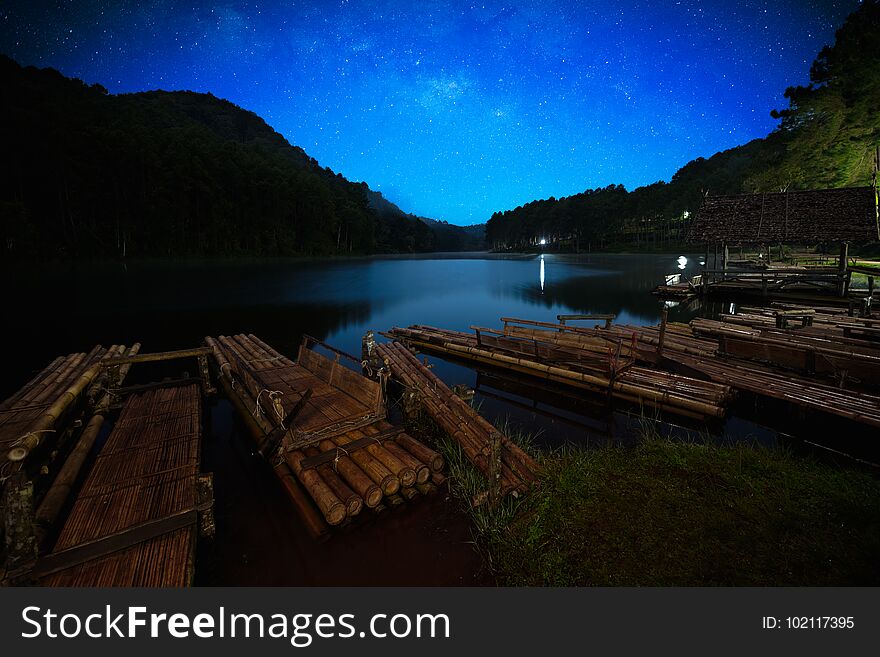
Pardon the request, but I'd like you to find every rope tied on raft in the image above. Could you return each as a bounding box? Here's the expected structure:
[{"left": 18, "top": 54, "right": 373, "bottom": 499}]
[
  {"left": 285, "top": 413, "right": 382, "bottom": 451},
  {"left": 219, "top": 362, "right": 233, "bottom": 378},
  {"left": 254, "top": 388, "right": 286, "bottom": 428},
  {"left": 5, "top": 429, "right": 57, "bottom": 463},
  {"left": 332, "top": 445, "right": 350, "bottom": 472}
]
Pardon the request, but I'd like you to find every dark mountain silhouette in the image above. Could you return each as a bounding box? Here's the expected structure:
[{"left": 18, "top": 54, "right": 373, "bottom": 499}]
[{"left": 0, "top": 55, "right": 484, "bottom": 258}]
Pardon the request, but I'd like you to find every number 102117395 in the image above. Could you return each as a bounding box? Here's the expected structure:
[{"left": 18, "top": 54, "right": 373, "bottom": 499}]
[{"left": 762, "top": 617, "right": 854, "bottom": 629}]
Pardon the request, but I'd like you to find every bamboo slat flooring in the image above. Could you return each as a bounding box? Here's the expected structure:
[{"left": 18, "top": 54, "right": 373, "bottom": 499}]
[{"left": 40, "top": 383, "right": 202, "bottom": 587}]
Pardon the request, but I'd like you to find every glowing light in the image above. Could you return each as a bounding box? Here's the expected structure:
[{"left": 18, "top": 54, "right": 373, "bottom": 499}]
[
  {"left": 540, "top": 255, "right": 545, "bottom": 292},
  {"left": 677, "top": 255, "right": 687, "bottom": 271},
  {"left": 539, "top": 238, "right": 547, "bottom": 246}
]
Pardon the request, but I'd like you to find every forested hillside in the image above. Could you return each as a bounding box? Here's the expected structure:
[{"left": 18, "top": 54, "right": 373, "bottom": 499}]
[
  {"left": 486, "top": 0, "right": 879, "bottom": 252},
  {"left": 0, "top": 56, "right": 479, "bottom": 258}
]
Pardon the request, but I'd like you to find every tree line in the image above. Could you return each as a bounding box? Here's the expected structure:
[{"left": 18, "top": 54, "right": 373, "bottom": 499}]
[
  {"left": 487, "top": 0, "right": 879, "bottom": 252},
  {"left": 0, "top": 55, "right": 481, "bottom": 259}
]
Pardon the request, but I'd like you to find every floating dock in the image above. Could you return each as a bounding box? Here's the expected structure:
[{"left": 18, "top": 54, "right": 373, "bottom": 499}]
[{"left": 206, "top": 334, "right": 445, "bottom": 538}]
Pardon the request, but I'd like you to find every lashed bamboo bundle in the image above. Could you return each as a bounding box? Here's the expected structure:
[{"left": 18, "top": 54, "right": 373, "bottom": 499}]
[
  {"left": 386, "top": 326, "right": 730, "bottom": 420},
  {"left": 376, "top": 340, "right": 540, "bottom": 497},
  {"left": 1, "top": 345, "right": 118, "bottom": 468},
  {"left": 41, "top": 384, "right": 202, "bottom": 586},
  {"left": 664, "top": 350, "right": 880, "bottom": 429},
  {"left": 205, "top": 334, "right": 442, "bottom": 533},
  {"left": 35, "top": 343, "right": 143, "bottom": 538},
  {"left": 691, "top": 312, "right": 880, "bottom": 386}
]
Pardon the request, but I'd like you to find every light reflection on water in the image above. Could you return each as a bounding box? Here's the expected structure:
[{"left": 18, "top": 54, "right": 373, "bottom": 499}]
[{"left": 539, "top": 255, "right": 545, "bottom": 292}]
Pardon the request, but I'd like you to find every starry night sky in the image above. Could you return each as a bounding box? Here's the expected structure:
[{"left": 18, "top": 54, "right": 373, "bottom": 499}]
[{"left": 0, "top": 1, "right": 861, "bottom": 225}]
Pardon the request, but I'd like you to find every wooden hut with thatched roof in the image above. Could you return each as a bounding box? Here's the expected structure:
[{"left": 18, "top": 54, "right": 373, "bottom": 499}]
[{"left": 687, "top": 185, "right": 879, "bottom": 299}]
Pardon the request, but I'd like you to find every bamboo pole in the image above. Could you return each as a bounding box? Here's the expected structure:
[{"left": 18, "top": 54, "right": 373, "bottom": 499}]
[
  {"left": 303, "top": 445, "right": 363, "bottom": 518},
  {"left": 328, "top": 433, "right": 399, "bottom": 496},
  {"left": 381, "top": 439, "right": 430, "bottom": 485},
  {"left": 389, "top": 330, "right": 726, "bottom": 419},
  {"left": 394, "top": 433, "right": 444, "bottom": 473},
  {"left": 5, "top": 346, "right": 112, "bottom": 463},
  {"left": 341, "top": 426, "right": 417, "bottom": 488},
  {"left": 285, "top": 449, "right": 346, "bottom": 526},
  {"left": 315, "top": 437, "right": 383, "bottom": 508},
  {"left": 34, "top": 344, "right": 141, "bottom": 541}
]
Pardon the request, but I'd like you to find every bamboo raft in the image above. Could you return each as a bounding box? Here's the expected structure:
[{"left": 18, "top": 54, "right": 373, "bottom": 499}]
[
  {"left": 384, "top": 323, "right": 733, "bottom": 421},
  {"left": 205, "top": 334, "right": 445, "bottom": 537},
  {"left": 609, "top": 305, "right": 880, "bottom": 429},
  {"left": 37, "top": 383, "right": 205, "bottom": 586},
  {"left": 1, "top": 345, "right": 119, "bottom": 474},
  {"left": 375, "top": 340, "right": 541, "bottom": 499}
]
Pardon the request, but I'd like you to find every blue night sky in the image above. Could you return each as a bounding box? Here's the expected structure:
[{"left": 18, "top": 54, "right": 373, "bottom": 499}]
[{"left": 0, "top": 1, "right": 861, "bottom": 225}]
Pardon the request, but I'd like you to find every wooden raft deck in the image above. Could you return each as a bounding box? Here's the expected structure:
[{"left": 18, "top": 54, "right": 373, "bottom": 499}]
[
  {"left": 206, "top": 334, "right": 446, "bottom": 537},
  {"left": 38, "top": 384, "right": 203, "bottom": 586}
]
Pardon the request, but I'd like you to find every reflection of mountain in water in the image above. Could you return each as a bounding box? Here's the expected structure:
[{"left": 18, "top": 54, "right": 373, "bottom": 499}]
[{"left": 1, "top": 260, "right": 373, "bottom": 398}]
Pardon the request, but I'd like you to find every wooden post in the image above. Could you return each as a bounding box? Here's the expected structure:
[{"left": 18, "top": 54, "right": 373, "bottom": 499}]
[
  {"left": 196, "top": 473, "right": 215, "bottom": 539},
  {"left": 361, "top": 330, "right": 384, "bottom": 376},
  {"left": 488, "top": 431, "right": 502, "bottom": 508},
  {"left": 657, "top": 306, "right": 668, "bottom": 357},
  {"left": 197, "top": 354, "right": 215, "bottom": 395},
  {"left": 3, "top": 473, "right": 37, "bottom": 571},
  {"left": 837, "top": 242, "right": 849, "bottom": 297},
  {"left": 721, "top": 243, "right": 728, "bottom": 281}
]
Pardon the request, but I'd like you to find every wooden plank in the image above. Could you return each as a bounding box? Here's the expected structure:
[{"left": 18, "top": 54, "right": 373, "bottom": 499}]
[
  {"left": 103, "top": 347, "right": 212, "bottom": 366},
  {"left": 32, "top": 509, "right": 198, "bottom": 579}
]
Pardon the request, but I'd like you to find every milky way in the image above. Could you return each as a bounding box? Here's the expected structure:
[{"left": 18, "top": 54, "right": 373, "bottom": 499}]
[{"left": 0, "top": 1, "right": 859, "bottom": 224}]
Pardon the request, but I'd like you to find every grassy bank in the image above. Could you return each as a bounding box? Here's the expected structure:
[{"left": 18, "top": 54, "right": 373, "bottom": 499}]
[{"left": 438, "top": 433, "right": 880, "bottom": 586}]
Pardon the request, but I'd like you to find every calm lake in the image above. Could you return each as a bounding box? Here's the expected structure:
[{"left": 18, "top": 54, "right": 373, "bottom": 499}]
[
  {"left": 6, "top": 252, "right": 776, "bottom": 446},
  {"left": 4, "top": 252, "right": 785, "bottom": 584},
  {"left": 5, "top": 252, "right": 723, "bottom": 444}
]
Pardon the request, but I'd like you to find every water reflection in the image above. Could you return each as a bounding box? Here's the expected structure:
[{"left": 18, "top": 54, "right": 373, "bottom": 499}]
[
  {"left": 539, "top": 255, "right": 545, "bottom": 292},
  {"left": 3, "top": 253, "right": 704, "bottom": 398}
]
